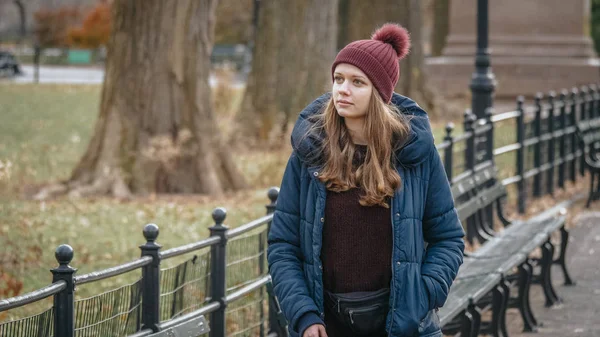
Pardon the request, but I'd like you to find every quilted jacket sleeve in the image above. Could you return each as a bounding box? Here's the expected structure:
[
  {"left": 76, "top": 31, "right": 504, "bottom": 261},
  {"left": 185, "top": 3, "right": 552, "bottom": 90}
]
[
  {"left": 421, "top": 147, "right": 465, "bottom": 311},
  {"left": 267, "top": 153, "right": 321, "bottom": 334}
]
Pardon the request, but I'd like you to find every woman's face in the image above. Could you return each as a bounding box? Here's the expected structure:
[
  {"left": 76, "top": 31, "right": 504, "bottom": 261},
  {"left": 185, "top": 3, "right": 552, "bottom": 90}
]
[{"left": 332, "top": 63, "right": 373, "bottom": 121}]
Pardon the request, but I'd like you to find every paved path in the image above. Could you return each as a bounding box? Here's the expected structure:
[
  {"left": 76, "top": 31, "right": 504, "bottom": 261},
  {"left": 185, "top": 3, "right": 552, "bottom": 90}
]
[
  {"left": 1, "top": 65, "right": 245, "bottom": 87},
  {"left": 506, "top": 211, "right": 600, "bottom": 337}
]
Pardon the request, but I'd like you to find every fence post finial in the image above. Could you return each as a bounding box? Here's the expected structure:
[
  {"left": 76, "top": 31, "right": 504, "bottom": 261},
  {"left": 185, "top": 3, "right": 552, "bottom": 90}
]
[
  {"left": 516, "top": 95, "right": 526, "bottom": 214},
  {"left": 267, "top": 187, "right": 279, "bottom": 209},
  {"left": 209, "top": 208, "right": 228, "bottom": 337},
  {"left": 558, "top": 90, "right": 568, "bottom": 190},
  {"left": 140, "top": 223, "right": 161, "bottom": 332},
  {"left": 52, "top": 244, "right": 76, "bottom": 337},
  {"left": 547, "top": 91, "right": 557, "bottom": 196},
  {"left": 533, "top": 93, "right": 543, "bottom": 197},
  {"left": 443, "top": 123, "right": 454, "bottom": 182}
]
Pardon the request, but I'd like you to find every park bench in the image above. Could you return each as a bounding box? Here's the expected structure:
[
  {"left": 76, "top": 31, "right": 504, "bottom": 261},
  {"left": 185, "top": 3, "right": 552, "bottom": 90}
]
[
  {"left": 575, "top": 118, "right": 600, "bottom": 207},
  {"left": 438, "top": 161, "right": 573, "bottom": 337}
]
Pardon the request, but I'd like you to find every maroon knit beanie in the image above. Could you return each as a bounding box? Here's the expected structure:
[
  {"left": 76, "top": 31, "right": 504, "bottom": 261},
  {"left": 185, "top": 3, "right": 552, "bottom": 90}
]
[{"left": 331, "top": 23, "right": 411, "bottom": 103}]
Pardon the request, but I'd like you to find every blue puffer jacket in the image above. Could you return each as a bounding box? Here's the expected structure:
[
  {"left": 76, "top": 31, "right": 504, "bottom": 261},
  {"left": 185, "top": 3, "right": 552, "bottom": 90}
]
[{"left": 267, "top": 92, "right": 465, "bottom": 337}]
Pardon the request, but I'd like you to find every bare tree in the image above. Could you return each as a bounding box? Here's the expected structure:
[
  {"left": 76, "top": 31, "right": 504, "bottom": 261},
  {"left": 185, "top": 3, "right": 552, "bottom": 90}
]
[
  {"left": 431, "top": 0, "right": 450, "bottom": 56},
  {"left": 35, "top": 0, "right": 247, "bottom": 200},
  {"left": 232, "top": 0, "right": 338, "bottom": 147}
]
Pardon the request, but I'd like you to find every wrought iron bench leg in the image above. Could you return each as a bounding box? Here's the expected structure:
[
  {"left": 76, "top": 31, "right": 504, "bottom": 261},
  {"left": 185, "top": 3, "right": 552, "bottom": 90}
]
[
  {"left": 474, "top": 210, "right": 494, "bottom": 244},
  {"left": 553, "top": 226, "right": 576, "bottom": 286},
  {"left": 518, "top": 261, "right": 538, "bottom": 332},
  {"left": 586, "top": 170, "right": 595, "bottom": 208},
  {"left": 541, "top": 241, "right": 561, "bottom": 306},
  {"left": 546, "top": 241, "right": 562, "bottom": 303},
  {"left": 491, "top": 278, "right": 509, "bottom": 337},
  {"left": 461, "top": 300, "right": 482, "bottom": 337},
  {"left": 500, "top": 278, "right": 510, "bottom": 337},
  {"left": 499, "top": 278, "right": 510, "bottom": 337}
]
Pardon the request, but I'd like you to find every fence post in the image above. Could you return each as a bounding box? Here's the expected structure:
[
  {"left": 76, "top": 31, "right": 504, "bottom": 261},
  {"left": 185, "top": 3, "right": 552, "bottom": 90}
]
[
  {"left": 485, "top": 107, "right": 495, "bottom": 164},
  {"left": 210, "top": 208, "right": 228, "bottom": 337},
  {"left": 260, "top": 188, "right": 278, "bottom": 337},
  {"left": 533, "top": 93, "right": 543, "bottom": 197},
  {"left": 444, "top": 123, "right": 455, "bottom": 182},
  {"left": 266, "top": 187, "right": 279, "bottom": 233},
  {"left": 140, "top": 224, "right": 161, "bottom": 332},
  {"left": 464, "top": 110, "right": 476, "bottom": 173},
  {"left": 516, "top": 96, "right": 526, "bottom": 214},
  {"left": 547, "top": 92, "right": 556, "bottom": 196},
  {"left": 52, "top": 244, "right": 76, "bottom": 337},
  {"left": 570, "top": 88, "right": 579, "bottom": 183},
  {"left": 558, "top": 90, "right": 568, "bottom": 189},
  {"left": 265, "top": 187, "right": 288, "bottom": 337},
  {"left": 463, "top": 110, "right": 477, "bottom": 245},
  {"left": 580, "top": 86, "right": 589, "bottom": 177},
  {"left": 590, "top": 84, "right": 599, "bottom": 119}
]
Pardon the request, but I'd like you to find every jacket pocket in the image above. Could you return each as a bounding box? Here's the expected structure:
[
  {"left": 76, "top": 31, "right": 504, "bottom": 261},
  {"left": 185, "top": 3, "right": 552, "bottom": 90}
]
[
  {"left": 390, "top": 262, "right": 428, "bottom": 336},
  {"left": 418, "top": 310, "right": 442, "bottom": 336}
]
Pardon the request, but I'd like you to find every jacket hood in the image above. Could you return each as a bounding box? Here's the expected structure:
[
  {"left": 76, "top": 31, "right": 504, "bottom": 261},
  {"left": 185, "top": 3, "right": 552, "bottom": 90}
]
[{"left": 290, "top": 92, "right": 434, "bottom": 168}]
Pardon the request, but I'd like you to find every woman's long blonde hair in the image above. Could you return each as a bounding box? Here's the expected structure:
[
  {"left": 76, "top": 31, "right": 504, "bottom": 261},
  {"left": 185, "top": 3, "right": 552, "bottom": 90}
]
[{"left": 312, "top": 90, "right": 411, "bottom": 208}]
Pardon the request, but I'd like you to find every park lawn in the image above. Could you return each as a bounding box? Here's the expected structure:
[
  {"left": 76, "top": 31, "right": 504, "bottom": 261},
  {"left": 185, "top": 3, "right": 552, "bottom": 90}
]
[{"left": 0, "top": 84, "right": 287, "bottom": 320}]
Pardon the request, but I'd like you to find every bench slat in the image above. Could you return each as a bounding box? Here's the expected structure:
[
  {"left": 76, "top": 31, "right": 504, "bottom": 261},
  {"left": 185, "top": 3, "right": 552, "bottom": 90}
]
[
  {"left": 501, "top": 216, "right": 565, "bottom": 238},
  {"left": 478, "top": 182, "right": 507, "bottom": 207},
  {"left": 457, "top": 254, "right": 527, "bottom": 279},
  {"left": 469, "top": 235, "right": 532, "bottom": 258},
  {"left": 451, "top": 166, "right": 496, "bottom": 198}
]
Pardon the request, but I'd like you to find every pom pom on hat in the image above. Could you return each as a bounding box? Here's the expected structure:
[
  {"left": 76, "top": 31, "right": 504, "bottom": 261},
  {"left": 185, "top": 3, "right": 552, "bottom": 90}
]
[{"left": 371, "top": 23, "right": 411, "bottom": 59}]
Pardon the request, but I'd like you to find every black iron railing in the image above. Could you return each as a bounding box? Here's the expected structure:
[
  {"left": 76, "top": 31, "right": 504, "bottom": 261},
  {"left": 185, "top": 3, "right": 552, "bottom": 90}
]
[
  {"left": 0, "top": 188, "right": 287, "bottom": 337},
  {"left": 438, "top": 83, "right": 600, "bottom": 242}
]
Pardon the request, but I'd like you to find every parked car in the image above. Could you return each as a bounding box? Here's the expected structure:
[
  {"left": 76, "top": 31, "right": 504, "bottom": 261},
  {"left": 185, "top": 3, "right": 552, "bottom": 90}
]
[{"left": 0, "top": 51, "right": 22, "bottom": 77}]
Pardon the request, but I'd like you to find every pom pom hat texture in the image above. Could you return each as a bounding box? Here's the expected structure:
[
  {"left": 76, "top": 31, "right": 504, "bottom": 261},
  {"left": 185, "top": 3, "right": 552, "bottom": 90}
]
[{"left": 331, "top": 23, "right": 411, "bottom": 103}]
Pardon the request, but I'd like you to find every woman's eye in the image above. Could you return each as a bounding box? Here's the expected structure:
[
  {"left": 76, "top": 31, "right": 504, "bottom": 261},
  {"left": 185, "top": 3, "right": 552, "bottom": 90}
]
[
  {"left": 353, "top": 79, "right": 363, "bottom": 85},
  {"left": 334, "top": 76, "right": 343, "bottom": 83}
]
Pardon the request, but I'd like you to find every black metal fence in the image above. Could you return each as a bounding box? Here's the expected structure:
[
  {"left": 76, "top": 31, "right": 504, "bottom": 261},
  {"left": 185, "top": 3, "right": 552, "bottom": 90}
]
[
  {"left": 0, "top": 188, "right": 287, "bottom": 337},
  {"left": 438, "top": 83, "right": 600, "bottom": 243}
]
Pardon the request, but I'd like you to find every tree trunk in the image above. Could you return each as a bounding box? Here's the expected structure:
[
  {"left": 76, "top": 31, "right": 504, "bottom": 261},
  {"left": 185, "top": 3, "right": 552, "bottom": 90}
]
[
  {"left": 233, "top": 0, "right": 281, "bottom": 145},
  {"left": 36, "top": 0, "right": 246, "bottom": 200},
  {"left": 431, "top": 0, "right": 450, "bottom": 56},
  {"left": 13, "top": 0, "right": 26, "bottom": 45},
  {"left": 279, "top": 0, "right": 338, "bottom": 137},
  {"left": 232, "top": 0, "right": 337, "bottom": 147},
  {"left": 338, "top": 0, "right": 437, "bottom": 116}
]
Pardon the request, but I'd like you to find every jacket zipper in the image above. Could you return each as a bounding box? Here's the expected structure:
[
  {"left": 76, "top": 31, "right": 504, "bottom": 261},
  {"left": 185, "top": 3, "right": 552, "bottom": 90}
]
[{"left": 387, "top": 196, "right": 396, "bottom": 337}]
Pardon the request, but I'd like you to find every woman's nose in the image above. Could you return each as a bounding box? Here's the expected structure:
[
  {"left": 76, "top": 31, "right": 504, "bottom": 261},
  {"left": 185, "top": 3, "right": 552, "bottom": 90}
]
[{"left": 338, "top": 80, "right": 350, "bottom": 94}]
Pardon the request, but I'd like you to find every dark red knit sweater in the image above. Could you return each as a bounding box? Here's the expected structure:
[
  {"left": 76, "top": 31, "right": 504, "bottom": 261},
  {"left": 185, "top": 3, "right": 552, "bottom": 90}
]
[{"left": 321, "top": 145, "right": 393, "bottom": 337}]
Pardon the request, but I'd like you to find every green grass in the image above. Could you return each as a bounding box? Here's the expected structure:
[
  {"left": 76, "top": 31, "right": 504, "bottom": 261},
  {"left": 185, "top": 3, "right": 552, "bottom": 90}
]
[{"left": 0, "top": 84, "right": 286, "bottom": 323}]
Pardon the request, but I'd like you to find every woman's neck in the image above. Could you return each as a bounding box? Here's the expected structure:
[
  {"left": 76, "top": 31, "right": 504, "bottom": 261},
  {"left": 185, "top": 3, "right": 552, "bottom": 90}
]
[{"left": 344, "top": 117, "right": 368, "bottom": 145}]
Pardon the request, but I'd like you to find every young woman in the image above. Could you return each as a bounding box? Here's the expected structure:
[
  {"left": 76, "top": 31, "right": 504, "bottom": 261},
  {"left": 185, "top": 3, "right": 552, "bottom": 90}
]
[{"left": 267, "top": 23, "right": 464, "bottom": 337}]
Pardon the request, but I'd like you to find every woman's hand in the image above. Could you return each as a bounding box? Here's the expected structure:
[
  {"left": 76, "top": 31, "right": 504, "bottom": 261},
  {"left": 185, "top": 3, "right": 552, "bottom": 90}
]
[{"left": 303, "top": 324, "right": 328, "bottom": 337}]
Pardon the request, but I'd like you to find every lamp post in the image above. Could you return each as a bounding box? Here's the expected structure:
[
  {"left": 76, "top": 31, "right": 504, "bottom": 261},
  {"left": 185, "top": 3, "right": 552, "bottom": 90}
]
[{"left": 470, "top": 0, "right": 496, "bottom": 120}]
